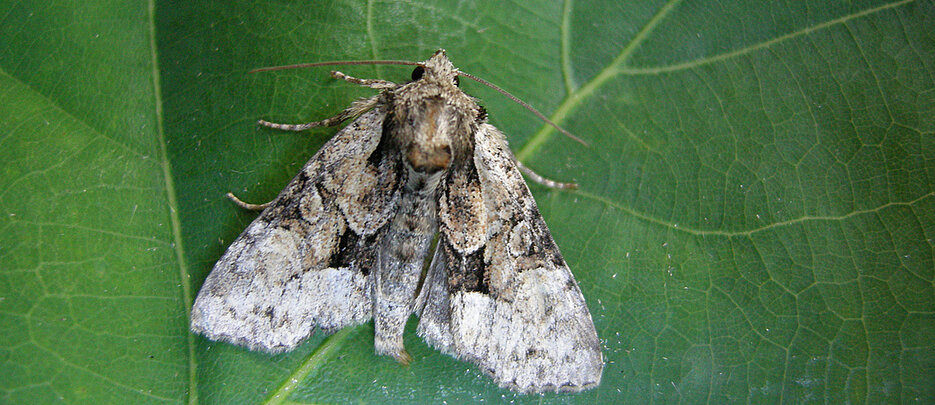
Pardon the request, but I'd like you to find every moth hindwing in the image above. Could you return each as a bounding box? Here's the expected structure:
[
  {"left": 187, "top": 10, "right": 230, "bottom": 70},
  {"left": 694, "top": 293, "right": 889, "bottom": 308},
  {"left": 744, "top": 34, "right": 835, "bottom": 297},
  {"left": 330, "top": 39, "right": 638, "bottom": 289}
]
[{"left": 190, "top": 49, "right": 603, "bottom": 393}]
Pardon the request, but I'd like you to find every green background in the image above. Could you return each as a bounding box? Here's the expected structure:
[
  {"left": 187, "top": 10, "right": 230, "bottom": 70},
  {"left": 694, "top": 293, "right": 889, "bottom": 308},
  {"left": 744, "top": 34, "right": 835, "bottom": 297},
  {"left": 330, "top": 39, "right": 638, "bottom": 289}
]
[{"left": 2, "top": 0, "right": 934, "bottom": 403}]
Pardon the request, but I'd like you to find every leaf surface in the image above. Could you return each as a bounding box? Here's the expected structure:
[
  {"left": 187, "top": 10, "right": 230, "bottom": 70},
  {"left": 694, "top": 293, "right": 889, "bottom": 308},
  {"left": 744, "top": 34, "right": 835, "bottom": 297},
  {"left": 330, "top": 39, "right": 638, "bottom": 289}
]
[{"left": 1, "top": 0, "right": 933, "bottom": 403}]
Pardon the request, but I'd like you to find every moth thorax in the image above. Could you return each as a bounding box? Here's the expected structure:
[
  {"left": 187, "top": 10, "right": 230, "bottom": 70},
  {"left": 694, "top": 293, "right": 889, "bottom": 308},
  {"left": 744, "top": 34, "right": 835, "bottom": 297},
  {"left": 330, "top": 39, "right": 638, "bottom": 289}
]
[{"left": 403, "top": 98, "right": 457, "bottom": 173}]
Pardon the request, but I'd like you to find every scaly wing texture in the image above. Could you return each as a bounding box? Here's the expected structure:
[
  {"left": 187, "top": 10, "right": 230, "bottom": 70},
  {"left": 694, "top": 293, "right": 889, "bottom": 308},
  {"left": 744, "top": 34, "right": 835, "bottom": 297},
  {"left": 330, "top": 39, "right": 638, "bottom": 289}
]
[
  {"left": 419, "top": 123, "right": 603, "bottom": 393},
  {"left": 191, "top": 107, "right": 402, "bottom": 353}
]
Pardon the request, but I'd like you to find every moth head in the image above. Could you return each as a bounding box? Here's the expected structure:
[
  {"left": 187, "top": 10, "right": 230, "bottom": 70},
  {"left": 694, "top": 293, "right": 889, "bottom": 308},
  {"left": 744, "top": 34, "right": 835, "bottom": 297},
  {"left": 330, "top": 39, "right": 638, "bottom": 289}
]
[{"left": 412, "top": 49, "right": 460, "bottom": 88}]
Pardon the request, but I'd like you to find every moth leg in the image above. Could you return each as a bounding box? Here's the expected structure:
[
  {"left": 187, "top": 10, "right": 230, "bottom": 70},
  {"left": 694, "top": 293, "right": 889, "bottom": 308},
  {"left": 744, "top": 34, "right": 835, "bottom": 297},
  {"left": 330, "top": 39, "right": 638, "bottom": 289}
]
[
  {"left": 258, "top": 95, "right": 380, "bottom": 131},
  {"left": 331, "top": 70, "right": 397, "bottom": 90},
  {"left": 514, "top": 160, "right": 578, "bottom": 190},
  {"left": 226, "top": 192, "right": 270, "bottom": 211}
]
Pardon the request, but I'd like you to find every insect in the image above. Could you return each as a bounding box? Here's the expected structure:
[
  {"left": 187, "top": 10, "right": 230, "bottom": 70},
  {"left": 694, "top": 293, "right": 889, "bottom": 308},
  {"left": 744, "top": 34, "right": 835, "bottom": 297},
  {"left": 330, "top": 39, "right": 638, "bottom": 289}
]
[{"left": 190, "top": 50, "right": 602, "bottom": 393}]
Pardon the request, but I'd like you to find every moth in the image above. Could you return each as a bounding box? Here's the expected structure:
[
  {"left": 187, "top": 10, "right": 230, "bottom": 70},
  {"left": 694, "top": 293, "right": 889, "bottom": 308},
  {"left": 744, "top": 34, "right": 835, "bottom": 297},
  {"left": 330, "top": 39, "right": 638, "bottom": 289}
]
[{"left": 190, "top": 49, "right": 603, "bottom": 393}]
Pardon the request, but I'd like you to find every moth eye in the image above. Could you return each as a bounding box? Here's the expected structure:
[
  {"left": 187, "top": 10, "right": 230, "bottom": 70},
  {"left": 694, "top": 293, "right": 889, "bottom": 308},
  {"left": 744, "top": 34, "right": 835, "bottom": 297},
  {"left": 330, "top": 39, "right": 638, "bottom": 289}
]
[
  {"left": 411, "top": 66, "right": 425, "bottom": 81},
  {"left": 453, "top": 75, "right": 460, "bottom": 87}
]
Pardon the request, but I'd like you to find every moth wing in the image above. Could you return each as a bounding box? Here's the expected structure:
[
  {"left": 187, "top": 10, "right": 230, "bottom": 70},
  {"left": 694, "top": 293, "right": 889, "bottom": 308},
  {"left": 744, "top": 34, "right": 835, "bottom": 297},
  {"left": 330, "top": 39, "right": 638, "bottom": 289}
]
[
  {"left": 418, "top": 123, "right": 603, "bottom": 393},
  {"left": 192, "top": 107, "right": 401, "bottom": 353}
]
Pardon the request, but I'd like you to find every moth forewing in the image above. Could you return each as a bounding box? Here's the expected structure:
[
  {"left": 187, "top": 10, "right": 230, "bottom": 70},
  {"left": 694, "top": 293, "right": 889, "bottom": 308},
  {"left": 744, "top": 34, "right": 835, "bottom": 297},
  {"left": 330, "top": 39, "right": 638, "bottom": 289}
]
[{"left": 191, "top": 49, "right": 602, "bottom": 393}]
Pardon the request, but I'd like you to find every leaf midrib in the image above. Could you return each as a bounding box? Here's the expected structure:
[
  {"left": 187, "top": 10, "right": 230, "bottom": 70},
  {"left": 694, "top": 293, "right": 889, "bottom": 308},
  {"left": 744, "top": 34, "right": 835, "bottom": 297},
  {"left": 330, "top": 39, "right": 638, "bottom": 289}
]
[{"left": 144, "top": 0, "right": 198, "bottom": 404}]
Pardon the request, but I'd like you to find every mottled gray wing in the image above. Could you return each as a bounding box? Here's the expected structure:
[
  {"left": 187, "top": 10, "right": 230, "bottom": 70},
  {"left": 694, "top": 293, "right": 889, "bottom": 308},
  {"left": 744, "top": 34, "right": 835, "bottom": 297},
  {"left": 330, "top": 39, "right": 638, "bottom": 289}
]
[
  {"left": 418, "top": 123, "right": 603, "bottom": 393},
  {"left": 191, "top": 107, "right": 402, "bottom": 353}
]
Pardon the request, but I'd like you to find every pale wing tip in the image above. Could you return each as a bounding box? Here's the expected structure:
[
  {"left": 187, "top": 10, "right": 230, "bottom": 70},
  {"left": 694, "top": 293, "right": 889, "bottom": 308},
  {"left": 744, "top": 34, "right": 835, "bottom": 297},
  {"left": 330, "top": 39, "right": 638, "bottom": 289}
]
[
  {"left": 417, "top": 332, "right": 603, "bottom": 394},
  {"left": 189, "top": 300, "right": 304, "bottom": 354},
  {"left": 494, "top": 359, "right": 603, "bottom": 394},
  {"left": 190, "top": 321, "right": 298, "bottom": 354},
  {"left": 500, "top": 378, "right": 601, "bottom": 394}
]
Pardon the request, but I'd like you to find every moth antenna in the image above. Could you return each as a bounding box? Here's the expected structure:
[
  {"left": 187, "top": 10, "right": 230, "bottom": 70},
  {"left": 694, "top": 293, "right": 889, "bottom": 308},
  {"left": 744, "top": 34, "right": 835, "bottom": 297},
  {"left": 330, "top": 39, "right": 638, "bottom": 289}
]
[
  {"left": 250, "top": 60, "right": 420, "bottom": 73},
  {"left": 457, "top": 71, "right": 588, "bottom": 146},
  {"left": 250, "top": 60, "right": 586, "bottom": 146}
]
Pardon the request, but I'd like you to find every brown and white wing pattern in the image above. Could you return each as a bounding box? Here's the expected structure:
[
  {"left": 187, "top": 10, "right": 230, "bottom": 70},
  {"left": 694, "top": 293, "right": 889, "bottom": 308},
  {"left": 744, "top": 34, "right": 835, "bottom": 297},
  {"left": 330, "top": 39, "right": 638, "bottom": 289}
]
[
  {"left": 191, "top": 107, "right": 403, "bottom": 353},
  {"left": 418, "top": 123, "right": 603, "bottom": 393}
]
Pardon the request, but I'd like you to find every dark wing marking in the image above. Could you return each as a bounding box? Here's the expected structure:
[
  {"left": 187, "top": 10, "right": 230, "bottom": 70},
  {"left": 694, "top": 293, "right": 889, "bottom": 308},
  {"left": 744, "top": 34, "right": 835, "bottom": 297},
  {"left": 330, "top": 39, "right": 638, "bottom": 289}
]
[
  {"left": 191, "top": 107, "right": 402, "bottom": 353},
  {"left": 418, "top": 123, "right": 602, "bottom": 393}
]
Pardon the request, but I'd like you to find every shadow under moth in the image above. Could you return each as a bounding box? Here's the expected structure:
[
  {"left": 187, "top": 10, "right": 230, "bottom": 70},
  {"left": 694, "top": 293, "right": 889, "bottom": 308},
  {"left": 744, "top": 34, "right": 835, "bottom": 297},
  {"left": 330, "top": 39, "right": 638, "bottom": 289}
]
[{"left": 190, "top": 50, "right": 602, "bottom": 393}]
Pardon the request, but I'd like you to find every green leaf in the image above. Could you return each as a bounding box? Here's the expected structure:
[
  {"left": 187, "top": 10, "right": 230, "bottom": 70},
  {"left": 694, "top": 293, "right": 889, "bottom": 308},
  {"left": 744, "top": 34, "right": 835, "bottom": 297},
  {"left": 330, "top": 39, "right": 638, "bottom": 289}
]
[{"left": 2, "top": 0, "right": 933, "bottom": 403}]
